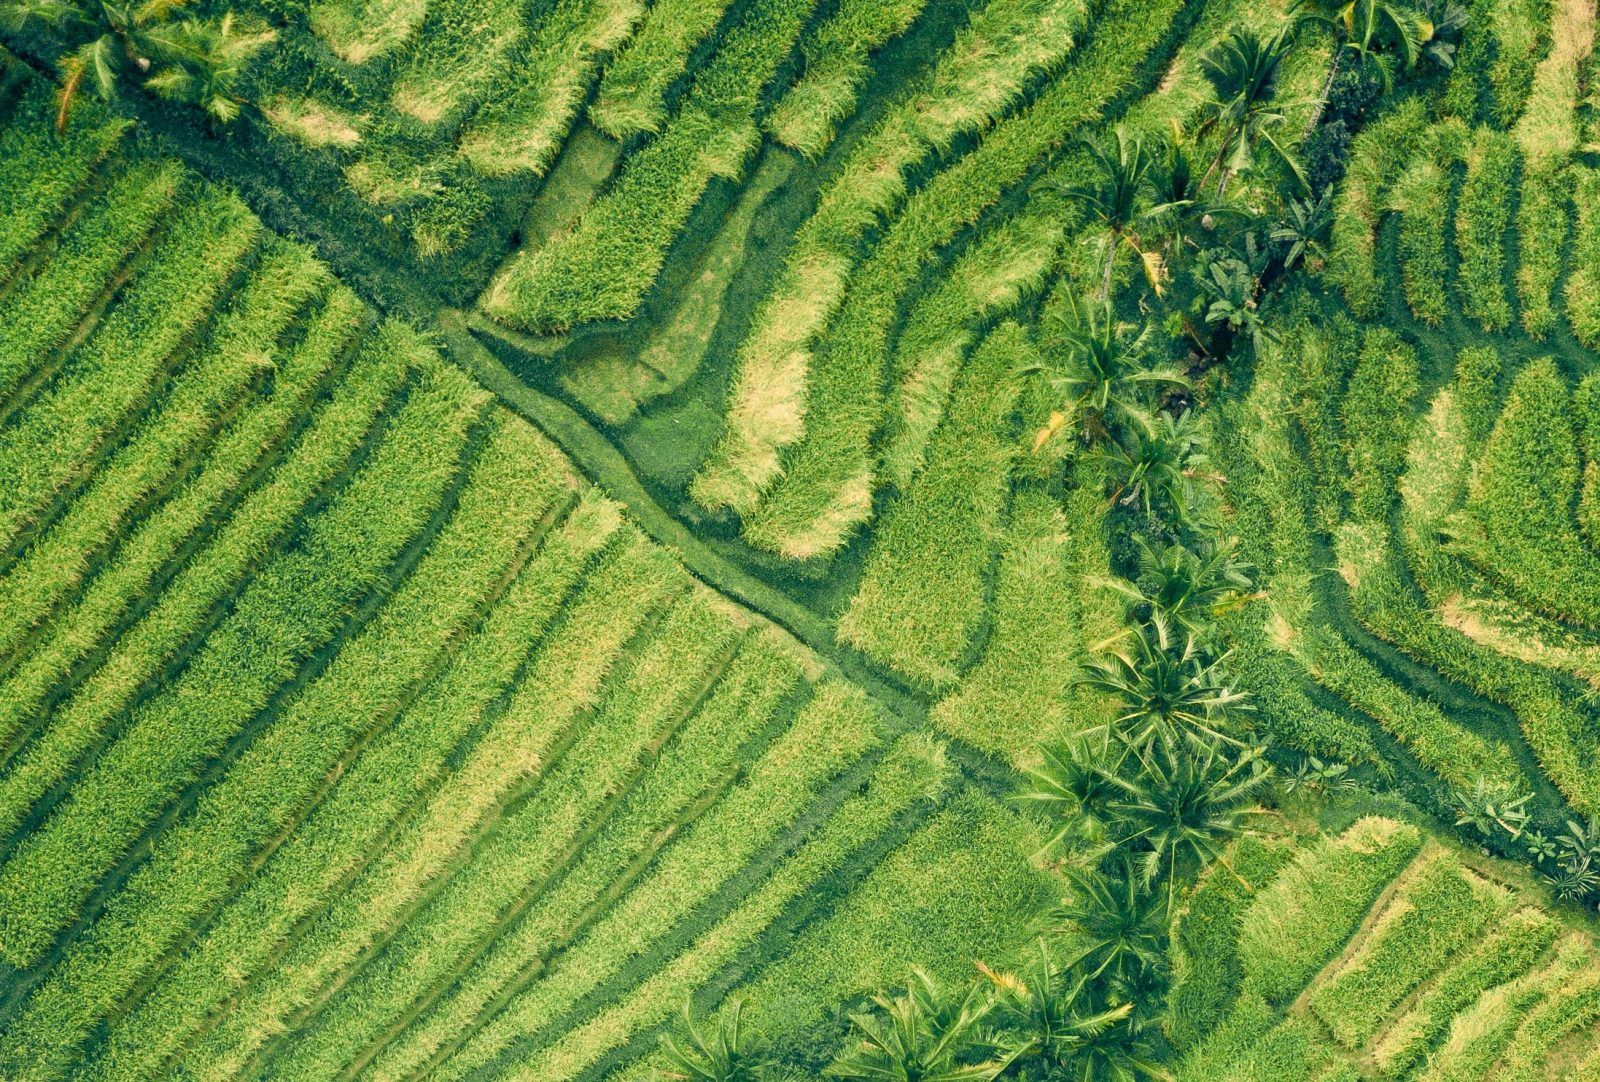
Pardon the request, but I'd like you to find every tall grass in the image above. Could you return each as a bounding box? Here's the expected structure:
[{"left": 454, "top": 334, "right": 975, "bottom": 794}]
[
  {"left": 1565, "top": 166, "right": 1600, "bottom": 346},
  {"left": 766, "top": 0, "right": 931, "bottom": 157},
  {"left": 691, "top": 0, "right": 1088, "bottom": 514},
  {"left": 455, "top": 0, "right": 646, "bottom": 176},
  {"left": 1326, "top": 99, "right": 1432, "bottom": 318},
  {"left": 838, "top": 323, "right": 1026, "bottom": 689},
  {"left": 588, "top": 0, "right": 734, "bottom": 138},
  {"left": 1454, "top": 128, "right": 1516, "bottom": 332},
  {"left": 0, "top": 416, "right": 568, "bottom": 1078},
  {"left": 309, "top": 0, "right": 428, "bottom": 63},
  {"left": 85, "top": 494, "right": 618, "bottom": 1082}
]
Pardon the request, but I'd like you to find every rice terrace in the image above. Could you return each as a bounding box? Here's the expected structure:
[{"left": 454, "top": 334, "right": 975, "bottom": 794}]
[{"left": 3, "top": 0, "right": 1600, "bottom": 1078}]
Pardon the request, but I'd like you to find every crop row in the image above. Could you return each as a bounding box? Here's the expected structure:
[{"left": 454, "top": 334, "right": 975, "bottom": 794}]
[
  {"left": 86, "top": 493, "right": 621, "bottom": 1082},
  {"left": 453, "top": 733, "right": 949, "bottom": 1082},
  {"left": 0, "top": 188, "right": 269, "bottom": 559},
  {"left": 1494, "top": 963, "right": 1600, "bottom": 1082},
  {"left": 588, "top": 0, "right": 733, "bottom": 138},
  {"left": 878, "top": 200, "right": 1067, "bottom": 491},
  {"left": 1368, "top": 907, "right": 1558, "bottom": 1076},
  {"left": 268, "top": 587, "right": 749, "bottom": 1079},
  {"left": 0, "top": 413, "right": 568, "bottom": 1077},
  {"left": 477, "top": 0, "right": 815, "bottom": 329},
  {"left": 0, "top": 317, "right": 411, "bottom": 800},
  {"left": 0, "top": 159, "right": 187, "bottom": 407},
  {"left": 764, "top": 0, "right": 929, "bottom": 157},
  {"left": 360, "top": 632, "right": 821, "bottom": 1082},
  {"left": 177, "top": 529, "right": 687, "bottom": 1080},
  {"left": 692, "top": 0, "right": 1087, "bottom": 514},
  {"left": 0, "top": 77, "right": 127, "bottom": 281},
  {"left": 931, "top": 478, "right": 1115, "bottom": 762},
  {"left": 1327, "top": 98, "right": 1432, "bottom": 318},
  {"left": 309, "top": 0, "right": 427, "bottom": 64},
  {"left": 1454, "top": 127, "right": 1516, "bottom": 333},
  {"left": 838, "top": 322, "right": 1027, "bottom": 689},
  {"left": 1417, "top": 932, "right": 1591, "bottom": 1082},
  {"left": 388, "top": 0, "right": 539, "bottom": 127},
  {"left": 1394, "top": 153, "right": 1453, "bottom": 327},
  {"left": 736, "top": 0, "right": 1185, "bottom": 559},
  {"left": 1307, "top": 847, "right": 1509, "bottom": 1050},
  {"left": 1565, "top": 166, "right": 1600, "bottom": 346},
  {"left": 0, "top": 345, "right": 486, "bottom": 970},
  {"left": 456, "top": 0, "right": 647, "bottom": 177},
  {"left": 0, "top": 279, "right": 362, "bottom": 667},
  {"left": 727, "top": 790, "right": 1052, "bottom": 1061}
]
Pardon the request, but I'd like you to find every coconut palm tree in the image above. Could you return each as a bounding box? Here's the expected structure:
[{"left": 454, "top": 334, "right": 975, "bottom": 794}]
[
  {"left": 1056, "top": 129, "right": 1158, "bottom": 302},
  {"left": 0, "top": 0, "right": 271, "bottom": 129},
  {"left": 1092, "top": 408, "right": 1208, "bottom": 521},
  {"left": 826, "top": 969, "right": 1011, "bottom": 1082},
  {"left": 659, "top": 997, "right": 771, "bottom": 1082},
  {"left": 979, "top": 940, "right": 1142, "bottom": 1073},
  {"left": 1015, "top": 731, "right": 1129, "bottom": 859},
  {"left": 1075, "top": 612, "right": 1250, "bottom": 751},
  {"left": 1108, "top": 740, "right": 1270, "bottom": 903},
  {"left": 1053, "top": 855, "right": 1170, "bottom": 997},
  {"left": 1030, "top": 295, "right": 1189, "bottom": 446},
  {"left": 1198, "top": 27, "right": 1299, "bottom": 198},
  {"left": 1107, "top": 537, "right": 1258, "bottom": 643}
]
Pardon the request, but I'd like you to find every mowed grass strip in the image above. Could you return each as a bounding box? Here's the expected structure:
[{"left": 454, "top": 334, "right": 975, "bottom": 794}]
[
  {"left": 85, "top": 493, "right": 619, "bottom": 1082},
  {"left": 0, "top": 317, "right": 410, "bottom": 776},
  {"left": 362, "top": 637, "right": 824, "bottom": 1082},
  {"left": 588, "top": 0, "right": 734, "bottom": 139},
  {"left": 838, "top": 322, "right": 1025, "bottom": 689},
  {"left": 0, "top": 281, "right": 362, "bottom": 665},
  {"left": 456, "top": 0, "right": 648, "bottom": 177},
  {"left": 436, "top": 730, "right": 947, "bottom": 1082},
  {"left": 691, "top": 0, "right": 1087, "bottom": 514},
  {"left": 0, "top": 350, "right": 486, "bottom": 969},
  {"left": 178, "top": 530, "right": 686, "bottom": 1081},
  {"left": 0, "top": 158, "right": 188, "bottom": 406},
  {"left": 0, "top": 187, "right": 269, "bottom": 557},
  {"left": 0, "top": 80, "right": 127, "bottom": 280},
  {"left": 1307, "top": 847, "right": 1510, "bottom": 1050},
  {"left": 765, "top": 0, "right": 930, "bottom": 158},
  {"left": 0, "top": 413, "right": 568, "bottom": 1077},
  {"left": 476, "top": 0, "right": 816, "bottom": 328},
  {"left": 268, "top": 588, "right": 745, "bottom": 1080}
]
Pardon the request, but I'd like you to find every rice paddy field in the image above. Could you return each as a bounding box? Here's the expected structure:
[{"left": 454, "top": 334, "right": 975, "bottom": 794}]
[{"left": 2, "top": 0, "right": 1600, "bottom": 1077}]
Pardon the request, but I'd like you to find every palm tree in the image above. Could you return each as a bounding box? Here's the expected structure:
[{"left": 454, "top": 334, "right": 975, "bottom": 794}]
[
  {"left": 1031, "top": 294, "right": 1189, "bottom": 445},
  {"left": 1092, "top": 408, "right": 1208, "bottom": 521},
  {"left": 1108, "top": 740, "right": 1270, "bottom": 904},
  {"left": 1075, "top": 612, "right": 1250, "bottom": 751},
  {"left": 0, "top": 0, "right": 271, "bottom": 129},
  {"left": 659, "top": 997, "right": 771, "bottom": 1082},
  {"left": 1053, "top": 855, "right": 1170, "bottom": 997},
  {"left": 1107, "top": 537, "right": 1258, "bottom": 643},
  {"left": 1200, "top": 258, "right": 1277, "bottom": 354},
  {"left": 1015, "top": 731, "right": 1129, "bottom": 859},
  {"left": 1054, "top": 128, "right": 1174, "bottom": 299},
  {"left": 1199, "top": 27, "right": 1298, "bottom": 198},
  {"left": 826, "top": 969, "right": 1011, "bottom": 1082},
  {"left": 979, "top": 940, "right": 1138, "bottom": 1071}
]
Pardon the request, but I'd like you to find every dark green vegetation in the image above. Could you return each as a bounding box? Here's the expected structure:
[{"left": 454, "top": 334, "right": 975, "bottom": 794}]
[{"left": 2, "top": 0, "right": 1600, "bottom": 1078}]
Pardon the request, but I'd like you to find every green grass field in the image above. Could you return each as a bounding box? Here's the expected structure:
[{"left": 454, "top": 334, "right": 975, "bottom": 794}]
[{"left": 3, "top": 0, "right": 1600, "bottom": 1077}]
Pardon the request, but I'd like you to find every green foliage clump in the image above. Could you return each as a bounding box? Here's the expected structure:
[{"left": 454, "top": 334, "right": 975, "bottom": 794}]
[
  {"left": 1453, "top": 128, "right": 1516, "bottom": 332},
  {"left": 1341, "top": 327, "right": 1420, "bottom": 522}
]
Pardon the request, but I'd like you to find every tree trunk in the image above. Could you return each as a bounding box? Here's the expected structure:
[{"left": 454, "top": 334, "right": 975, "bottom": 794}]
[{"left": 1304, "top": 46, "right": 1343, "bottom": 138}]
